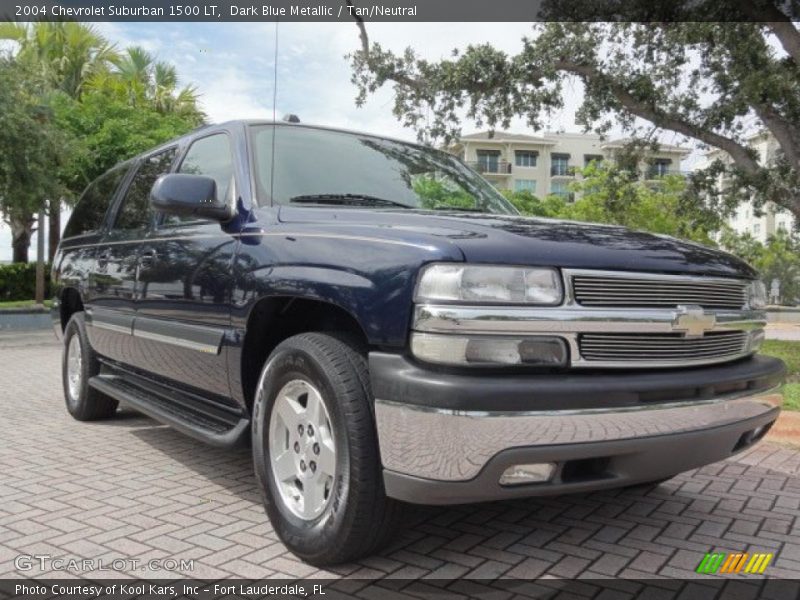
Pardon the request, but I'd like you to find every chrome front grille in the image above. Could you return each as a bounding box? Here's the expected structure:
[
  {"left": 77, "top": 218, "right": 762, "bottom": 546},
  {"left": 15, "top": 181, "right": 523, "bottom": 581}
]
[
  {"left": 572, "top": 274, "right": 748, "bottom": 309},
  {"left": 413, "top": 269, "right": 765, "bottom": 370},
  {"left": 579, "top": 331, "right": 749, "bottom": 364}
]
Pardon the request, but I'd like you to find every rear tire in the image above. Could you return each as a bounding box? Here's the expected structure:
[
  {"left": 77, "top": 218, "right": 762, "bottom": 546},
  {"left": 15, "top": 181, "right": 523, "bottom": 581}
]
[
  {"left": 62, "top": 312, "right": 118, "bottom": 421},
  {"left": 252, "top": 332, "right": 404, "bottom": 565}
]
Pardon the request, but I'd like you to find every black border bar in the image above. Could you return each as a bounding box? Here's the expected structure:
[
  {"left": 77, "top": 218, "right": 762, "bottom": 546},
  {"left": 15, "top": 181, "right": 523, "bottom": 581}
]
[{"left": 1, "top": 0, "right": 798, "bottom": 23}]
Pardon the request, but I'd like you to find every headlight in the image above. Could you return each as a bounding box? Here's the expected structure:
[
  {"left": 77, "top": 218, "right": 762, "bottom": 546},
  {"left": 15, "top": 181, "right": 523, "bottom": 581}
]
[
  {"left": 411, "top": 332, "right": 568, "bottom": 367},
  {"left": 415, "top": 264, "right": 563, "bottom": 305},
  {"left": 748, "top": 280, "right": 767, "bottom": 309}
]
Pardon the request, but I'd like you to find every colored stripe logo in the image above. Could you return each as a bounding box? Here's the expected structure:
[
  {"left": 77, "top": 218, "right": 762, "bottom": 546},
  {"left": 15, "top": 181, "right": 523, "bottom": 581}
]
[{"left": 696, "top": 552, "right": 773, "bottom": 574}]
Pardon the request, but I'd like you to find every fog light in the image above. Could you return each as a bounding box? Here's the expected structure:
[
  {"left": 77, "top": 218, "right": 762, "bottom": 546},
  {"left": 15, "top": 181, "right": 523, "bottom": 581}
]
[
  {"left": 410, "top": 333, "right": 568, "bottom": 367},
  {"left": 499, "top": 463, "right": 556, "bottom": 486}
]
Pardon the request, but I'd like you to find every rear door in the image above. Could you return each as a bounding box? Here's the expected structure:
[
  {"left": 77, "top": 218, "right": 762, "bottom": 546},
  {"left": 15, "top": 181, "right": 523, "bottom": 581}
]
[
  {"left": 133, "top": 132, "right": 239, "bottom": 400},
  {"left": 59, "top": 165, "right": 131, "bottom": 314},
  {"left": 87, "top": 147, "right": 178, "bottom": 367}
]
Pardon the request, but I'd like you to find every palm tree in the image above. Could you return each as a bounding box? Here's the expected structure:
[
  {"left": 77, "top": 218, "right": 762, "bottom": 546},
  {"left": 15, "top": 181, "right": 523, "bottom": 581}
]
[
  {"left": 110, "top": 46, "right": 204, "bottom": 120},
  {"left": 0, "top": 22, "right": 117, "bottom": 99},
  {"left": 0, "top": 22, "right": 118, "bottom": 262}
]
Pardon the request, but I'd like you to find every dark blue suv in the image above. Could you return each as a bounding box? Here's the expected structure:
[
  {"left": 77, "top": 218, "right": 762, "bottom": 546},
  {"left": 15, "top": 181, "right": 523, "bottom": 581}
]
[{"left": 52, "top": 120, "right": 785, "bottom": 565}]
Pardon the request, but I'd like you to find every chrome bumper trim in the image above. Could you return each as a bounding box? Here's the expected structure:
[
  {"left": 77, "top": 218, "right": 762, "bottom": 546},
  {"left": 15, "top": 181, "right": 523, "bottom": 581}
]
[
  {"left": 412, "top": 305, "right": 766, "bottom": 368},
  {"left": 413, "top": 305, "right": 766, "bottom": 336},
  {"left": 132, "top": 328, "right": 220, "bottom": 355},
  {"left": 374, "top": 387, "right": 782, "bottom": 481},
  {"left": 90, "top": 320, "right": 133, "bottom": 335}
]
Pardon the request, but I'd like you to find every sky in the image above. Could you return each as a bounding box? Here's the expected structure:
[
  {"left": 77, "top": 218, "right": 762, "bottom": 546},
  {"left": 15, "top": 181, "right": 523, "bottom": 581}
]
[
  {"left": 96, "top": 21, "right": 571, "bottom": 136},
  {"left": 0, "top": 21, "right": 688, "bottom": 261}
]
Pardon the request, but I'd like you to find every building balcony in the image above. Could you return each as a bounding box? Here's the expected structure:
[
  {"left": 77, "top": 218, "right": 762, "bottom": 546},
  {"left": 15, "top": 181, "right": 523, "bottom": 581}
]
[
  {"left": 550, "top": 166, "right": 576, "bottom": 177},
  {"left": 551, "top": 192, "right": 575, "bottom": 203},
  {"left": 645, "top": 168, "right": 685, "bottom": 179},
  {"left": 467, "top": 160, "right": 512, "bottom": 175}
]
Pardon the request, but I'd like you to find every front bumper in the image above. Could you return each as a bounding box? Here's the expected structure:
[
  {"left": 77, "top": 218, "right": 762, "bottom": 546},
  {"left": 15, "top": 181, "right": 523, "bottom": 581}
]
[{"left": 371, "top": 353, "right": 785, "bottom": 504}]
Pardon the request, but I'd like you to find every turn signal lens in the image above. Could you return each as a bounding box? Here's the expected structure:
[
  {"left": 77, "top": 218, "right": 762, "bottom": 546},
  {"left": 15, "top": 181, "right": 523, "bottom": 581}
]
[
  {"left": 748, "top": 281, "right": 767, "bottom": 309},
  {"left": 410, "top": 333, "right": 568, "bottom": 367},
  {"left": 748, "top": 329, "right": 765, "bottom": 353}
]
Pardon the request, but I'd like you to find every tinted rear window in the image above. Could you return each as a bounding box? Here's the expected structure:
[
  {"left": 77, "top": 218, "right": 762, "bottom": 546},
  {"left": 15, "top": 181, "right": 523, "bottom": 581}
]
[{"left": 63, "top": 166, "right": 130, "bottom": 239}]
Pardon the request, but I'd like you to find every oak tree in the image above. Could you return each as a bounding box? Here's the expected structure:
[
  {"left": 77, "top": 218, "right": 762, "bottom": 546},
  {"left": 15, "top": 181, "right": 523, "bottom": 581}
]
[{"left": 348, "top": 1, "right": 800, "bottom": 223}]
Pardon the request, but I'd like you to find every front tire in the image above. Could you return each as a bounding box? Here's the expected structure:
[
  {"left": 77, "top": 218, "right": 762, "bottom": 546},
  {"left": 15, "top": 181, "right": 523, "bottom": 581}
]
[
  {"left": 62, "top": 312, "right": 118, "bottom": 421},
  {"left": 252, "top": 332, "right": 403, "bottom": 565}
]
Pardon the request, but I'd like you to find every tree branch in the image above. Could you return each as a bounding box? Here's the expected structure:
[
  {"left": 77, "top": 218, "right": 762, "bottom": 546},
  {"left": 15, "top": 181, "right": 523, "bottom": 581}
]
[
  {"left": 346, "top": 0, "right": 424, "bottom": 92},
  {"left": 347, "top": 1, "right": 369, "bottom": 56},
  {"left": 769, "top": 19, "right": 800, "bottom": 65},
  {"left": 543, "top": 61, "right": 762, "bottom": 175},
  {"left": 753, "top": 103, "right": 800, "bottom": 166},
  {"left": 736, "top": 0, "right": 800, "bottom": 65}
]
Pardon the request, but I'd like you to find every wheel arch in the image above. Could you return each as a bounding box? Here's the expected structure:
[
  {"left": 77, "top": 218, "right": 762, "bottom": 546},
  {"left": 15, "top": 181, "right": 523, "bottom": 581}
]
[
  {"left": 59, "top": 287, "right": 85, "bottom": 332},
  {"left": 240, "top": 294, "right": 370, "bottom": 413}
]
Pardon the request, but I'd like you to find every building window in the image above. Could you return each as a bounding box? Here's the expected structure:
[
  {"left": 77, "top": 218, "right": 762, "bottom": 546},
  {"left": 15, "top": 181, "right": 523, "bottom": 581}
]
[
  {"left": 754, "top": 223, "right": 761, "bottom": 234},
  {"left": 551, "top": 154, "right": 571, "bottom": 176},
  {"left": 551, "top": 180, "right": 573, "bottom": 201},
  {"left": 515, "top": 151, "right": 538, "bottom": 167},
  {"left": 514, "top": 179, "right": 537, "bottom": 193},
  {"left": 584, "top": 154, "right": 603, "bottom": 167},
  {"left": 476, "top": 149, "right": 501, "bottom": 173},
  {"left": 648, "top": 158, "right": 672, "bottom": 178},
  {"left": 778, "top": 221, "right": 787, "bottom": 231}
]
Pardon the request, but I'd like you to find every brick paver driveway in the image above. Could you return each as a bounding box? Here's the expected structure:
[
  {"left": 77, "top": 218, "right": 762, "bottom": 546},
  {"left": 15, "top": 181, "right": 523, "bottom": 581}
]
[{"left": 2, "top": 331, "right": 800, "bottom": 583}]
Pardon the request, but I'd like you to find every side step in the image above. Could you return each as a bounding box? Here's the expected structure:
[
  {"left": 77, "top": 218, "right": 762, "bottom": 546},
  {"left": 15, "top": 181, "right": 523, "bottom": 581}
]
[{"left": 89, "top": 374, "right": 250, "bottom": 448}]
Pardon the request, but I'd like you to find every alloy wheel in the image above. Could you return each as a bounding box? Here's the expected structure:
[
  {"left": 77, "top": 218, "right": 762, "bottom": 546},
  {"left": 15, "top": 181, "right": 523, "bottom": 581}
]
[
  {"left": 268, "top": 379, "right": 337, "bottom": 520},
  {"left": 66, "top": 335, "right": 82, "bottom": 403}
]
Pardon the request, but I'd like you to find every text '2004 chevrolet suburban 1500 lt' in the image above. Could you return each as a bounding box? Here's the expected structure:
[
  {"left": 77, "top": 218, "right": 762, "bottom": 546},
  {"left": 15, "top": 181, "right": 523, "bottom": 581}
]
[{"left": 51, "top": 120, "right": 786, "bottom": 565}]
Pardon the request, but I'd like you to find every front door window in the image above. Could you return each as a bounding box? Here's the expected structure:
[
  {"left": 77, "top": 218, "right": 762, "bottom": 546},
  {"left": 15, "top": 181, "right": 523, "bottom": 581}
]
[{"left": 113, "top": 148, "right": 178, "bottom": 232}]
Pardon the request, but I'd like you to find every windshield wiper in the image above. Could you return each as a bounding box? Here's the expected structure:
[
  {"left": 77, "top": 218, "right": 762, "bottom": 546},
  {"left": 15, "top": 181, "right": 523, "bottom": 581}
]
[
  {"left": 289, "top": 194, "right": 411, "bottom": 208},
  {"left": 430, "top": 205, "right": 487, "bottom": 213}
]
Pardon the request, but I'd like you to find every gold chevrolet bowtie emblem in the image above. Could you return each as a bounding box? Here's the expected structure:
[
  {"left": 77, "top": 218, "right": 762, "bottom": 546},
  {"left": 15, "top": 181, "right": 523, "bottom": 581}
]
[{"left": 672, "top": 305, "right": 716, "bottom": 338}]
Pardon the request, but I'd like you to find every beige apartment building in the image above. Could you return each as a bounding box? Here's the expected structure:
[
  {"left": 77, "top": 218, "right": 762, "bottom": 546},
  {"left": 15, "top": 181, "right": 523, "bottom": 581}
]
[
  {"left": 460, "top": 131, "right": 689, "bottom": 200},
  {"left": 697, "top": 131, "right": 797, "bottom": 243}
]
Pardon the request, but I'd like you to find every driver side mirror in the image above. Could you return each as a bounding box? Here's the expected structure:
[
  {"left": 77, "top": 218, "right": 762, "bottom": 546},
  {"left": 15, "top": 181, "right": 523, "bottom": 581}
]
[{"left": 150, "top": 173, "right": 235, "bottom": 222}]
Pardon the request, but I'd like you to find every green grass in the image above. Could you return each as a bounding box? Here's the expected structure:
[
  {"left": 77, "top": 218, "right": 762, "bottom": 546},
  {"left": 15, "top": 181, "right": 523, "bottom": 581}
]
[
  {"left": 761, "top": 340, "right": 800, "bottom": 411},
  {"left": 0, "top": 299, "right": 52, "bottom": 309},
  {"left": 783, "top": 384, "right": 800, "bottom": 411}
]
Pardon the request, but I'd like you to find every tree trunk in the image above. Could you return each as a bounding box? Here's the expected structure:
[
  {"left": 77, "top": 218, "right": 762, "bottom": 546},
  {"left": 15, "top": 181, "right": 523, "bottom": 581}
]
[
  {"left": 35, "top": 207, "right": 45, "bottom": 304},
  {"left": 48, "top": 197, "right": 61, "bottom": 262},
  {"left": 9, "top": 216, "right": 34, "bottom": 263},
  {"left": 11, "top": 231, "right": 30, "bottom": 263}
]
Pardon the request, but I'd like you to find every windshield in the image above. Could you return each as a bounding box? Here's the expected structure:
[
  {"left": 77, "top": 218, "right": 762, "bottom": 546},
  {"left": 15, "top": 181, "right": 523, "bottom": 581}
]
[{"left": 250, "top": 125, "right": 517, "bottom": 214}]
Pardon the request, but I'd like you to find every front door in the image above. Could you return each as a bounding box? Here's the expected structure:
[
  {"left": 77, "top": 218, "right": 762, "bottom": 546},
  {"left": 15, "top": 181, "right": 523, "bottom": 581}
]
[
  {"left": 87, "top": 147, "right": 178, "bottom": 367},
  {"left": 134, "top": 132, "right": 239, "bottom": 401}
]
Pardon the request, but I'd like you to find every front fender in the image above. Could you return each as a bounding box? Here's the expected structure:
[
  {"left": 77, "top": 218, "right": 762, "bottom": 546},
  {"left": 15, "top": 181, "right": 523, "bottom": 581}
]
[{"left": 231, "top": 228, "right": 464, "bottom": 346}]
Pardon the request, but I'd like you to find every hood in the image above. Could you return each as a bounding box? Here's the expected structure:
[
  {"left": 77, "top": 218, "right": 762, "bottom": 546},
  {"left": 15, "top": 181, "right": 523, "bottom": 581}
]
[{"left": 276, "top": 207, "right": 757, "bottom": 279}]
